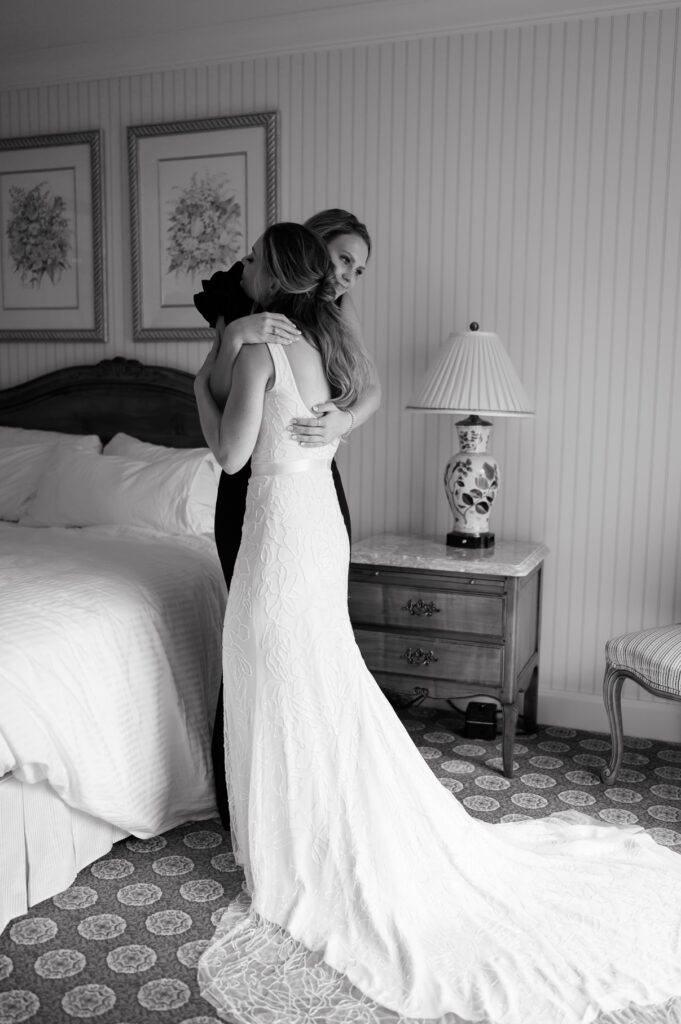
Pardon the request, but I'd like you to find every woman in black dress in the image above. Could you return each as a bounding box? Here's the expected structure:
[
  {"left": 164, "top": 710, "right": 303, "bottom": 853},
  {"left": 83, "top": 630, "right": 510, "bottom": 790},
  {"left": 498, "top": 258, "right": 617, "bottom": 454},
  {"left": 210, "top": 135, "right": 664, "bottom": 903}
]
[{"left": 194, "top": 210, "right": 380, "bottom": 827}]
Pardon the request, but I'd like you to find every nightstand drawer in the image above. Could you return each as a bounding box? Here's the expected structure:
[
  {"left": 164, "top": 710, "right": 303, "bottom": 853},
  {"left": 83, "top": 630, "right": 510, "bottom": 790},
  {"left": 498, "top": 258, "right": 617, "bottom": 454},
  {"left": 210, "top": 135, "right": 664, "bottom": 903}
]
[
  {"left": 354, "top": 628, "right": 504, "bottom": 688},
  {"left": 348, "top": 581, "right": 504, "bottom": 637},
  {"left": 349, "top": 535, "right": 546, "bottom": 777}
]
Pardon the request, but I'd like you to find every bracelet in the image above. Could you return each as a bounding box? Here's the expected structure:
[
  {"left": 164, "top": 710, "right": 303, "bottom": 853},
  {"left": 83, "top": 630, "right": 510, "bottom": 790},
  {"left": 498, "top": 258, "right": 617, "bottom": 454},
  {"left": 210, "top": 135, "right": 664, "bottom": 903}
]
[{"left": 339, "top": 407, "right": 356, "bottom": 443}]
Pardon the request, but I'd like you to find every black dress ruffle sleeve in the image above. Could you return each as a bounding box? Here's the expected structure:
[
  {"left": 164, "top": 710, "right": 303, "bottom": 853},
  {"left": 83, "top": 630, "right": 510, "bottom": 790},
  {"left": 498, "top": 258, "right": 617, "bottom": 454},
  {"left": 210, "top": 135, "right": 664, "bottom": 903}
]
[{"left": 193, "top": 262, "right": 251, "bottom": 328}]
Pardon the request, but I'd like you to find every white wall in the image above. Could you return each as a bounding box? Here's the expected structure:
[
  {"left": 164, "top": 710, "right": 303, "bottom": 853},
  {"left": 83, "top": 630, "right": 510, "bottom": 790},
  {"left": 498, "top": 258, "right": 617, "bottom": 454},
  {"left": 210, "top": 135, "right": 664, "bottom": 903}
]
[{"left": 1, "top": 6, "right": 680, "bottom": 738}]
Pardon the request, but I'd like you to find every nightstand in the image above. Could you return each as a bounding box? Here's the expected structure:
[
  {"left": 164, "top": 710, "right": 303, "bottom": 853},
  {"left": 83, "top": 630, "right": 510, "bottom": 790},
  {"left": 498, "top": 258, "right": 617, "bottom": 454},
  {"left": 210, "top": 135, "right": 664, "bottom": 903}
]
[{"left": 349, "top": 533, "right": 548, "bottom": 777}]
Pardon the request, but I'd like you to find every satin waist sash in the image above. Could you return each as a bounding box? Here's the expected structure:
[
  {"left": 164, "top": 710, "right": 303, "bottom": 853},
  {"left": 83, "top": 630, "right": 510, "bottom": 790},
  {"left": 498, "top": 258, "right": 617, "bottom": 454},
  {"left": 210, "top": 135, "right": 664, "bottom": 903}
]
[{"left": 250, "top": 457, "right": 332, "bottom": 478}]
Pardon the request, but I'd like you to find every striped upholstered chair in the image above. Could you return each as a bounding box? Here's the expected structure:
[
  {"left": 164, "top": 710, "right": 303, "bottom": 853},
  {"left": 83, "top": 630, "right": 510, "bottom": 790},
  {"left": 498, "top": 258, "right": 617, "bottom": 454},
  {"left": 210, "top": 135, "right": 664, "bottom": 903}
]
[{"left": 601, "top": 624, "right": 681, "bottom": 783}]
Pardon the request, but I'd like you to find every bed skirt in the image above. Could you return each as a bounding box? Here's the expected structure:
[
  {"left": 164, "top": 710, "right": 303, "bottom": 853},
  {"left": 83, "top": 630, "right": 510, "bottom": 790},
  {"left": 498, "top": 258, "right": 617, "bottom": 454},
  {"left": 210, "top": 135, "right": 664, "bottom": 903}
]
[{"left": 0, "top": 774, "right": 127, "bottom": 936}]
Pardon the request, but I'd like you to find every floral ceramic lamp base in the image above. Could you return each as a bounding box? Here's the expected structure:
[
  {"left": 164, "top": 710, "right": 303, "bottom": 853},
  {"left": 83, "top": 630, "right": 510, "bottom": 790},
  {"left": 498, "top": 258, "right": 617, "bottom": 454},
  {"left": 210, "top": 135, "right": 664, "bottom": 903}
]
[{"left": 444, "top": 416, "right": 499, "bottom": 548}]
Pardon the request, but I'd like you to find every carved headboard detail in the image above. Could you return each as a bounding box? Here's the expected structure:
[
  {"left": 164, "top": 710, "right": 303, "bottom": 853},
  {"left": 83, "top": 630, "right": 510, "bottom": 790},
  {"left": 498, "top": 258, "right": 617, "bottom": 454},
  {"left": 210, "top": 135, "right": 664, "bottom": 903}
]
[{"left": 0, "top": 358, "right": 205, "bottom": 448}]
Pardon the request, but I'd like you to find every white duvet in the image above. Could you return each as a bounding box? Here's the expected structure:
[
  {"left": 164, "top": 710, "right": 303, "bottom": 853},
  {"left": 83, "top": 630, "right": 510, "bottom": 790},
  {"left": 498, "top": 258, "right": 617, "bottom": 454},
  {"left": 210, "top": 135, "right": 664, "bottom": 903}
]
[{"left": 0, "top": 523, "right": 226, "bottom": 837}]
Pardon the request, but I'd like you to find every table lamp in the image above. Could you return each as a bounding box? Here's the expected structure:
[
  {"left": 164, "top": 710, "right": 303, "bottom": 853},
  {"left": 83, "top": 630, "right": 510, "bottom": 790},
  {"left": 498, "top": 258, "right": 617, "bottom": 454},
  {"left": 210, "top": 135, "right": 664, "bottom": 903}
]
[{"left": 406, "top": 322, "right": 534, "bottom": 548}]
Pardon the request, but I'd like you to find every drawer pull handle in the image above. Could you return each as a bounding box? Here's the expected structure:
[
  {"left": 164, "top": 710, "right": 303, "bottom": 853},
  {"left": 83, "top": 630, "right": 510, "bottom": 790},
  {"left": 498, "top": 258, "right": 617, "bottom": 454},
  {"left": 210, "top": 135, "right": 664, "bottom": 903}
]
[
  {"left": 402, "top": 599, "right": 441, "bottom": 617},
  {"left": 402, "top": 647, "right": 439, "bottom": 666}
]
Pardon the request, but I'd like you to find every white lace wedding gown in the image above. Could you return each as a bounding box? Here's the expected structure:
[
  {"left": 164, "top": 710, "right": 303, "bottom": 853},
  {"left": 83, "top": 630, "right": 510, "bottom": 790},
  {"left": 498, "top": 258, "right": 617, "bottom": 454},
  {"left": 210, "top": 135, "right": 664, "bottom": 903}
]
[{"left": 198, "top": 343, "right": 681, "bottom": 1024}]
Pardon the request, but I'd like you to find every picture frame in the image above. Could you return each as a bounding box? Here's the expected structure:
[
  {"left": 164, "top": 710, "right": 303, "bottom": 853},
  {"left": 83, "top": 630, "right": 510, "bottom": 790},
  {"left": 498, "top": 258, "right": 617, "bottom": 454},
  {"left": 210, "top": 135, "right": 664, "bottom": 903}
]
[
  {"left": 0, "top": 130, "right": 105, "bottom": 342},
  {"left": 127, "top": 111, "right": 278, "bottom": 342}
]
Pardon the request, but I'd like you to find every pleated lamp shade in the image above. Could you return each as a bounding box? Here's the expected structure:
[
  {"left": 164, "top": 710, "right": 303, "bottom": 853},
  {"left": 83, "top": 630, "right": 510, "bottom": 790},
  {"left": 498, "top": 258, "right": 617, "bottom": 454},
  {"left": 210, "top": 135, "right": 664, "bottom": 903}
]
[
  {"left": 407, "top": 324, "right": 533, "bottom": 549},
  {"left": 406, "top": 325, "right": 533, "bottom": 417}
]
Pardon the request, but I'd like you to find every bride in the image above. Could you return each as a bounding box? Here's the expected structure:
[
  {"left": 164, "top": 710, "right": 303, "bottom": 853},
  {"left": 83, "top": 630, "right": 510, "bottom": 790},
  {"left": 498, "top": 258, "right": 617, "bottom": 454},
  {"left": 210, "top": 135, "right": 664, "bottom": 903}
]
[{"left": 194, "top": 222, "right": 681, "bottom": 1024}]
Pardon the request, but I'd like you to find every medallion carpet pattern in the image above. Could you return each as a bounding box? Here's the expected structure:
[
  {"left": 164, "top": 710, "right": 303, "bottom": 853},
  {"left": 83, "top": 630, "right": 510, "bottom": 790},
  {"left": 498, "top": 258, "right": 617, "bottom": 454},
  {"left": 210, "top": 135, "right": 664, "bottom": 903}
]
[{"left": 2, "top": 706, "right": 680, "bottom": 1024}]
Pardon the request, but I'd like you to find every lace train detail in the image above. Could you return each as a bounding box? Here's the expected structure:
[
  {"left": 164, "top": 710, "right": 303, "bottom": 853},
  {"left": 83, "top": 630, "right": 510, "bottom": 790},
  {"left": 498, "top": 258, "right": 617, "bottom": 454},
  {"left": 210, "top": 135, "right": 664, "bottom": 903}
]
[
  {"left": 199, "top": 890, "right": 681, "bottom": 1024},
  {"left": 199, "top": 344, "right": 681, "bottom": 1024}
]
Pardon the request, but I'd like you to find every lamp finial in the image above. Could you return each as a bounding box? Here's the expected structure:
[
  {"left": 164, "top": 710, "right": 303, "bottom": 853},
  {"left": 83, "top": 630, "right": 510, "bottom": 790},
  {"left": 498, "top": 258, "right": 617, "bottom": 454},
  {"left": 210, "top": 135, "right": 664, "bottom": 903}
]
[{"left": 469, "top": 321, "right": 479, "bottom": 331}]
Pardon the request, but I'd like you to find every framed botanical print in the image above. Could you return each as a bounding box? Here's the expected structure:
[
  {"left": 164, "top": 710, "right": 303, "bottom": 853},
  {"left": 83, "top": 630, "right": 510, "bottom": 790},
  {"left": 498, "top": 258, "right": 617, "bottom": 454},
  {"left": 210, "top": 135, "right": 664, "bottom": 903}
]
[
  {"left": 127, "top": 111, "right": 278, "bottom": 341},
  {"left": 0, "top": 130, "right": 105, "bottom": 342}
]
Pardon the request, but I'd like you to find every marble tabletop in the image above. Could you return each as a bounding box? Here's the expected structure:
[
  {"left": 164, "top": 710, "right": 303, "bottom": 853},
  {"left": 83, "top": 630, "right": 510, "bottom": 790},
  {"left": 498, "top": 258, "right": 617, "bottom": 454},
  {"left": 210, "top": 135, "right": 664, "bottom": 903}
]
[{"left": 350, "top": 533, "right": 548, "bottom": 577}]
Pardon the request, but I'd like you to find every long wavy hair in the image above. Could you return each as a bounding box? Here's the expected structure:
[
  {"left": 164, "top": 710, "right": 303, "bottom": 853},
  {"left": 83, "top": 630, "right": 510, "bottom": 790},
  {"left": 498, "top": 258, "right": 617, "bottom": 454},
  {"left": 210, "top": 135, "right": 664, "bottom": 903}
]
[
  {"left": 304, "top": 208, "right": 372, "bottom": 257},
  {"left": 256, "top": 222, "right": 372, "bottom": 409}
]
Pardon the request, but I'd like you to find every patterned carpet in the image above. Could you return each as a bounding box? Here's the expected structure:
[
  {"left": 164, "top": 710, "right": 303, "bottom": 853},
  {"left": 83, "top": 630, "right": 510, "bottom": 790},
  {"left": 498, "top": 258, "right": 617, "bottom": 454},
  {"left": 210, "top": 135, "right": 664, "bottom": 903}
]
[{"left": 2, "top": 703, "right": 681, "bottom": 1024}]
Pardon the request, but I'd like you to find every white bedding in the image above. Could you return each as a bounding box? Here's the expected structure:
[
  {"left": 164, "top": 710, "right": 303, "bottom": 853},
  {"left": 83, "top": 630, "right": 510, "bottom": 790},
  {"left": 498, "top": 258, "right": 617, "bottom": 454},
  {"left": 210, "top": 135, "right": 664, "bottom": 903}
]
[{"left": 0, "top": 522, "right": 226, "bottom": 838}]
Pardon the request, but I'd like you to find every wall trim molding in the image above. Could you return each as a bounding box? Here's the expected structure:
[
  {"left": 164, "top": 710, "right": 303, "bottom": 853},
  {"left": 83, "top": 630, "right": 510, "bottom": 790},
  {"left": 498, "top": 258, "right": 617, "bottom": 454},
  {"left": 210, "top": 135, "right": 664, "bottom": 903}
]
[
  {"left": 539, "top": 690, "right": 681, "bottom": 745},
  {"left": 0, "top": 0, "right": 678, "bottom": 91}
]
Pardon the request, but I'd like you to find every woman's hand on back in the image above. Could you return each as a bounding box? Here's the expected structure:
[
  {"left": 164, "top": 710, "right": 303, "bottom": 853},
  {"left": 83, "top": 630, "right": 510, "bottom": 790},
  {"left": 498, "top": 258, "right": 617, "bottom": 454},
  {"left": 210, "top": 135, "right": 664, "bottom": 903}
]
[
  {"left": 227, "top": 313, "right": 300, "bottom": 346},
  {"left": 289, "top": 403, "right": 354, "bottom": 447}
]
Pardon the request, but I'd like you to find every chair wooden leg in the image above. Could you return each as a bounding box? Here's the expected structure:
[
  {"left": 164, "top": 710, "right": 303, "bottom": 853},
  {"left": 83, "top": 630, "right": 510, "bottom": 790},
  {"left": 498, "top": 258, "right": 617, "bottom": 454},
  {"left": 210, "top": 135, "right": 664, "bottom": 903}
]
[{"left": 601, "top": 665, "right": 626, "bottom": 784}]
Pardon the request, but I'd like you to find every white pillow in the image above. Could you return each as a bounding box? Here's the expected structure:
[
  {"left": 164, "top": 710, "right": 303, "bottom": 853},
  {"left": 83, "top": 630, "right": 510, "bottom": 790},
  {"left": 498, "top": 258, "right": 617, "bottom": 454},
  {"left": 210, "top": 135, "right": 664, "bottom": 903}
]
[
  {"left": 0, "top": 431, "right": 103, "bottom": 522},
  {"left": 103, "top": 431, "right": 214, "bottom": 466},
  {"left": 0, "top": 425, "right": 101, "bottom": 452},
  {"left": 22, "top": 447, "right": 214, "bottom": 535},
  {"left": 103, "top": 432, "right": 218, "bottom": 535},
  {"left": 0, "top": 442, "right": 53, "bottom": 521}
]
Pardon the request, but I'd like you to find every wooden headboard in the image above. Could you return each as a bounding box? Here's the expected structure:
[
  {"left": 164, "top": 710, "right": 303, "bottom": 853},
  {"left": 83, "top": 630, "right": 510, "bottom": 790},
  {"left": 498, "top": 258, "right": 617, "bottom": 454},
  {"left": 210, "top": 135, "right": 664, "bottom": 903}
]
[{"left": 0, "top": 358, "right": 205, "bottom": 448}]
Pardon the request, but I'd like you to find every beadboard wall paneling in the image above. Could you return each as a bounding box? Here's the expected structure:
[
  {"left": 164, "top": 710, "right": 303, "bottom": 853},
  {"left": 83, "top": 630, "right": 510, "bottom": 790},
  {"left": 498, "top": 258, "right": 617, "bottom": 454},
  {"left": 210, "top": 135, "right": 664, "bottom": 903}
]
[{"left": 1, "top": 7, "right": 680, "bottom": 734}]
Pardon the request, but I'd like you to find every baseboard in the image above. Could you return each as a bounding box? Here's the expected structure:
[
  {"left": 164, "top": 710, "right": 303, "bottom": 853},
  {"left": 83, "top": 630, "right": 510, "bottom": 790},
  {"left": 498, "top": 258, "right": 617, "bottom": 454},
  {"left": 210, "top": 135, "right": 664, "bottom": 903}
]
[{"left": 538, "top": 689, "right": 681, "bottom": 744}]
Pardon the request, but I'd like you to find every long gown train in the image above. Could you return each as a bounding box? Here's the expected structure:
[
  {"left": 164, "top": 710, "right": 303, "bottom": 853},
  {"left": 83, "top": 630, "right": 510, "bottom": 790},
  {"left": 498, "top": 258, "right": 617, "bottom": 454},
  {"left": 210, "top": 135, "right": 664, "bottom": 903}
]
[{"left": 198, "top": 343, "right": 681, "bottom": 1024}]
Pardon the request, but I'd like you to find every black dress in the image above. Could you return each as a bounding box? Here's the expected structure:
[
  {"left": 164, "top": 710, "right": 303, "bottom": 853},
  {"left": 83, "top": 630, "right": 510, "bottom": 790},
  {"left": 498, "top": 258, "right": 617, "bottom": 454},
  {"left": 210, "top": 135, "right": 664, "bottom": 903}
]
[{"left": 194, "top": 264, "right": 352, "bottom": 828}]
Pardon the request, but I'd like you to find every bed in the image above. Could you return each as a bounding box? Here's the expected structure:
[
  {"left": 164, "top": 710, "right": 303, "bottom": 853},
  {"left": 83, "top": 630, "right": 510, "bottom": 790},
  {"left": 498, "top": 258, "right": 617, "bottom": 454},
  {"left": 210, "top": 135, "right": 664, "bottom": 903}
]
[{"left": 0, "top": 357, "right": 227, "bottom": 935}]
